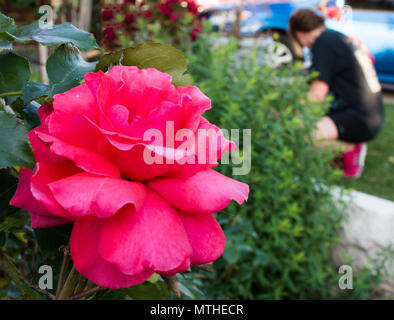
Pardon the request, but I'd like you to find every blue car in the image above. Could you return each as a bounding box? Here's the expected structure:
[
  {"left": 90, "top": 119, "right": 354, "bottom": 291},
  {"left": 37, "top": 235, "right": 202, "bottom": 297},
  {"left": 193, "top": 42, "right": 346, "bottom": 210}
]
[{"left": 201, "top": 0, "right": 394, "bottom": 86}]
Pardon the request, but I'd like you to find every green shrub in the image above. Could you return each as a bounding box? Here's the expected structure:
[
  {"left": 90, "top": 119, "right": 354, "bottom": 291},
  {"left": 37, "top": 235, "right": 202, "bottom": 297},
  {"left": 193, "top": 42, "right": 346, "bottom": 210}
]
[{"left": 187, "top": 38, "right": 386, "bottom": 299}]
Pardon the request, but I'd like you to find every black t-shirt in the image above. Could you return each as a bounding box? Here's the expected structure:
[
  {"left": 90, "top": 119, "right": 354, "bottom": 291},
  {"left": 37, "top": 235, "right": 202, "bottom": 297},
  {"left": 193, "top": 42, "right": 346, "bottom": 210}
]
[{"left": 311, "top": 29, "right": 383, "bottom": 117}]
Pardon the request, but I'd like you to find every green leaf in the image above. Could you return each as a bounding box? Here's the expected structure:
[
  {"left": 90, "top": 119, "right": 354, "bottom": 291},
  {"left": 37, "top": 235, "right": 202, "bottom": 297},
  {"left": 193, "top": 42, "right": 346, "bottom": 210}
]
[
  {"left": 0, "top": 252, "right": 20, "bottom": 283},
  {"left": 23, "top": 101, "right": 41, "bottom": 130},
  {"left": 0, "top": 14, "right": 15, "bottom": 49},
  {"left": 95, "top": 42, "right": 193, "bottom": 87},
  {"left": 0, "top": 52, "right": 30, "bottom": 94},
  {"left": 0, "top": 111, "right": 34, "bottom": 169},
  {"left": 0, "top": 168, "right": 19, "bottom": 217},
  {"left": 0, "top": 40, "right": 12, "bottom": 50},
  {"left": 0, "top": 215, "right": 27, "bottom": 233},
  {"left": 147, "top": 273, "right": 160, "bottom": 284},
  {"left": 22, "top": 82, "right": 50, "bottom": 103},
  {"left": 124, "top": 281, "right": 169, "bottom": 300},
  {"left": 4, "top": 21, "right": 99, "bottom": 51},
  {"left": 0, "top": 13, "right": 16, "bottom": 33},
  {"left": 46, "top": 44, "right": 97, "bottom": 95},
  {"left": 18, "top": 283, "right": 44, "bottom": 300},
  {"left": 177, "top": 276, "right": 205, "bottom": 300}
]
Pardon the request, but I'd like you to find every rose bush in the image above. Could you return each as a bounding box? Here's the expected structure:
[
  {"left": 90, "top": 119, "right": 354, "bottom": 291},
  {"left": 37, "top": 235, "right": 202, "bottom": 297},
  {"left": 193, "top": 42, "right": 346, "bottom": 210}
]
[{"left": 9, "top": 65, "right": 249, "bottom": 289}]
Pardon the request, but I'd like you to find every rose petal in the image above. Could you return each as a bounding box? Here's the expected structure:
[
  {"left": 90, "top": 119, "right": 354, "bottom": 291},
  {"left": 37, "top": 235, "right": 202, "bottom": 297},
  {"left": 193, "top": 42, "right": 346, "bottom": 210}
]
[
  {"left": 179, "top": 212, "right": 225, "bottom": 265},
  {"left": 49, "top": 173, "right": 147, "bottom": 218},
  {"left": 9, "top": 168, "right": 70, "bottom": 228},
  {"left": 10, "top": 169, "right": 54, "bottom": 217},
  {"left": 71, "top": 219, "right": 154, "bottom": 289},
  {"left": 98, "top": 138, "right": 200, "bottom": 181},
  {"left": 30, "top": 162, "right": 82, "bottom": 220},
  {"left": 147, "top": 169, "right": 249, "bottom": 214},
  {"left": 176, "top": 86, "right": 211, "bottom": 132},
  {"left": 36, "top": 132, "right": 120, "bottom": 178},
  {"left": 194, "top": 117, "right": 235, "bottom": 166},
  {"left": 53, "top": 84, "right": 97, "bottom": 121},
  {"left": 28, "top": 129, "right": 67, "bottom": 164},
  {"left": 47, "top": 113, "right": 103, "bottom": 151},
  {"left": 124, "top": 101, "right": 185, "bottom": 139},
  {"left": 30, "top": 214, "right": 70, "bottom": 229},
  {"left": 117, "top": 68, "right": 179, "bottom": 119},
  {"left": 37, "top": 104, "right": 53, "bottom": 125},
  {"left": 99, "top": 190, "right": 192, "bottom": 275}
]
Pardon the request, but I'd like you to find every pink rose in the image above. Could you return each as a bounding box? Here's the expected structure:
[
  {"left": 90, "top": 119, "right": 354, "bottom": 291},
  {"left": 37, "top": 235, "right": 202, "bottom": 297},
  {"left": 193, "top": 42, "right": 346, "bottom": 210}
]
[
  {"left": 10, "top": 66, "right": 249, "bottom": 289},
  {"left": 170, "top": 13, "right": 178, "bottom": 22}
]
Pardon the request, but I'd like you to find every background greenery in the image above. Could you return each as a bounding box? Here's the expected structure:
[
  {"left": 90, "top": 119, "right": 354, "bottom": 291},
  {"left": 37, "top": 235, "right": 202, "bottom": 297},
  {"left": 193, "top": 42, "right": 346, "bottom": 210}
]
[
  {"left": 186, "top": 37, "right": 392, "bottom": 299},
  {"left": 1, "top": 2, "right": 393, "bottom": 299}
]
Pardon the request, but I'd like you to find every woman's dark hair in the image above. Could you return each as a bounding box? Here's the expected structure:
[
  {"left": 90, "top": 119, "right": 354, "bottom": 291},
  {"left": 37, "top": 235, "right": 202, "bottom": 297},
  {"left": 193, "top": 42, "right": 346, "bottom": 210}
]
[{"left": 289, "top": 9, "right": 325, "bottom": 40}]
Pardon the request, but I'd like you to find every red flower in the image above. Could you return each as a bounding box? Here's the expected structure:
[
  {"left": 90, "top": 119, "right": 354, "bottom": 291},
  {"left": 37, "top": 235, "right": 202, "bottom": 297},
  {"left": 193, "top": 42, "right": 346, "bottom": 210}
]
[
  {"left": 159, "top": 3, "right": 172, "bottom": 17},
  {"left": 103, "top": 27, "right": 116, "bottom": 41},
  {"left": 191, "top": 27, "right": 200, "bottom": 41},
  {"left": 144, "top": 11, "right": 152, "bottom": 19},
  {"left": 171, "top": 13, "right": 178, "bottom": 22},
  {"left": 187, "top": 1, "right": 198, "bottom": 14},
  {"left": 102, "top": 8, "right": 113, "bottom": 20},
  {"left": 124, "top": 13, "right": 134, "bottom": 24},
  {"left": 10, "top": 66, "right": 249, "bottom": 289}
]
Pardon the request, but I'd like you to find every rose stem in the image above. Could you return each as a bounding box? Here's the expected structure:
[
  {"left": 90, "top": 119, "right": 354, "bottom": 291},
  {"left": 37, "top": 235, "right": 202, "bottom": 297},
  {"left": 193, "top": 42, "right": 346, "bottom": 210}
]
[
  {"left": 0, "top": 91, "right": 22, "bottom": 98},
  {"left": 57, "top": 266, "right": 79, "bottom": 300},
  {"left": 56, "top": 246, "right": 71, "bottom": 298}
]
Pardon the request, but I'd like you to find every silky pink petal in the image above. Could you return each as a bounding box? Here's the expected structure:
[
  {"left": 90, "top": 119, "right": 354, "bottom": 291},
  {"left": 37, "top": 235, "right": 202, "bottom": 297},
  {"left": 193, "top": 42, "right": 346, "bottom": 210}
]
[
  {"left": 47, "top": 113, "right": 103, "bottom": 151},
  {"left": 53, "top": 84, "right": 98, "bottom": 122},
  {"left": 10, "top": 168, "right": 54, "bottom": 217},
  {"left": 30, "top": 214, "right": 69, "bottom": 229},
  {"left": 106, "top": 65, "right": 139, "bottom": 81},
  {"left": 179, "top": 212, "right": 225, "bottom": 265},
  {"left": 147, "top": 169, "right": 249, "bottom": 214},
  {"left": 30, "top": 162, "right": 82, "bottom": 220},
  {"left": 194, "top": 117, "right": 236, "bottom": 166},
  {"left": 99, "top": 190, "right": 192, "bottom": 275},
  {"left": 117, "top": 68, "right": 179, "bottom": 119},
  {"left": 37, "top": 104, "right": 53, "bottom": 125},
  {"left": 106, "top": 104, "right": 130, "bottom": 129},
  {"left": 176, "top": 86, "right": 211, "bottom": 132},
  {"left": 71, "top": 219, "right": 154, "bottom": 289},
  {"left": 9, "top": 169, "right": 70, "bottom": 229},
  {"left": 98, "top": 138, "right": 199, "bottom": 181},
  {"left": 28, "top": 129, "right": 67, "bottom": 164},
  {"left": 84, "top": 71, "right": 118, "bottom": 112},
  {"left": 159, "top": 258, "right": 191, "bottom": 276},
  {"left": 124, "top": 101, "right": 185, "bottom": 139},
  {"left": 49, "top": 173, "right": 147, "bottom": 218},
  {"left": 36, "top": 132, "right": 120, "bottom": 178}
]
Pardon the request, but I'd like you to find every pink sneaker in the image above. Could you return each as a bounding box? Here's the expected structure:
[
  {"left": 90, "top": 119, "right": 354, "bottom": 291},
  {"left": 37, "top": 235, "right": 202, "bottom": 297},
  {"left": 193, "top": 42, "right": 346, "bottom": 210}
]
[{"left": 342, "top": 143, "right": 367, "bottom": 178}]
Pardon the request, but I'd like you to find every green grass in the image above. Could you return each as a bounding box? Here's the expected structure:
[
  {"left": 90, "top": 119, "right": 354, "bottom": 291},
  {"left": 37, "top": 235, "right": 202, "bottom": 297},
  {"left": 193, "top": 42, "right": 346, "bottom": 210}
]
[{"left": 340, "top": 103, "right": 394, "bottom": 201}]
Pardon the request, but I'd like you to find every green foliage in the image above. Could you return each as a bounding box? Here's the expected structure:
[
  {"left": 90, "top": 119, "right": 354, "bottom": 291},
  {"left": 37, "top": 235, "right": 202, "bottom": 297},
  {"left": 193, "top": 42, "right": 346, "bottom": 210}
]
[
  {"left": 0, "top": 112, "right": 34, "bottom": 169},
  {"left": 0, "top": 169, "right": 19, "bottom": 217},
  {"left": 0, "top": 15, "right": 99, "bottom": 51},
  {"left": 46, "top": 44, "right": 97, "bottom": 95},
  {"left": 0, "top": 52, "right": 30, "bottom": 96},
  {"left": 187, "top": 37, "right": 388, "bottom": 299},
  {"left": 96, "top": 42, "right": 193, "bottom": 87}
]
